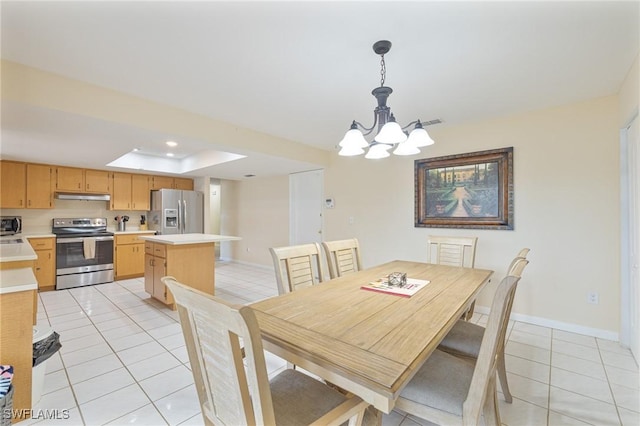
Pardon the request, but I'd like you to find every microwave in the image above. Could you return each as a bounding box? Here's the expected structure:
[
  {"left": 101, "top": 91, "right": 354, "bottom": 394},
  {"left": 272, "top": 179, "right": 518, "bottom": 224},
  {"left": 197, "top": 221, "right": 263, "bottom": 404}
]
[{"left": 0, "top": 216, "right": 22, "bottom": 236}]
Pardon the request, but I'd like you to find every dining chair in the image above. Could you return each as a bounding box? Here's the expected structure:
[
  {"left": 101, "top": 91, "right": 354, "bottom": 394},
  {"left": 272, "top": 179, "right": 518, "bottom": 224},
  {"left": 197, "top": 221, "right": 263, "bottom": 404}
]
[
  {"left": 269, "top": 243, "right": 325, "bottom": 295},
  {"left": 427, "top": 235, "right": 478, "bottom": 320},
  {"left": 437, "top": 251, "right": 530, "bottom": 404},
  {"left": 162, "top": 276, "right": 368, "bottom": 426},
  {"left": 321, "top": 238, "right": 363, "bottom": 279},
  {"left": 394, "top": 258, "right": 529, "bottom": 426}
]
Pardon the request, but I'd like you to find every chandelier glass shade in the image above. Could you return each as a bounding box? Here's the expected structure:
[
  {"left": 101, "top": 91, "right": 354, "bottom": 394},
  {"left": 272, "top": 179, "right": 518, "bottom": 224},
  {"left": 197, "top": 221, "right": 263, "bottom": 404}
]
[{"left": 338, "top": 40, "right": 437, "bottom": 159}]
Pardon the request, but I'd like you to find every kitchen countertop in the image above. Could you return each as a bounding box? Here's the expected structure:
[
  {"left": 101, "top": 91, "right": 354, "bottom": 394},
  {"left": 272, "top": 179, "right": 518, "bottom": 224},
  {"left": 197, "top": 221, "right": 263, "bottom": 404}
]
[
  {"left": 0, "top": 267, "right": 37, "bottom": 294},
  {"left": 139, "top": 233, "right": 241, "bottom": 245},
  {"left": 0, "top": 236, "right": 38, "bottom": 263}
]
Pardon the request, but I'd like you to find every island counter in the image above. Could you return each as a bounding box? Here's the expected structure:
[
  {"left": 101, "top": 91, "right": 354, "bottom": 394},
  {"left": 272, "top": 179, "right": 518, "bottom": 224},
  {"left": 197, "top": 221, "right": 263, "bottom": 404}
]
[{"left": 139, "top": 234, "right": 240, "bottom": 308}]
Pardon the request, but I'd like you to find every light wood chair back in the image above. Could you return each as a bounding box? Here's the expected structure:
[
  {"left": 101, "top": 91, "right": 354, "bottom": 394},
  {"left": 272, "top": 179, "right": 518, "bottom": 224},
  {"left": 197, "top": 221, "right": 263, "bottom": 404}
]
[
  {"left": 463, "top": 259, "right": 528, "bottom": 422},
  {"left": 427, "top": 235, "right": 478, "bottom": 268},
  {"left": 269, "top": 243, "right": 325, "bottom": 295},
  {"left": 322, "top": 238, "right": 363, "bottom": 279},
  {"left": 162, "top": 276, "right": 275, "bottom": 425},
  {"left": 162, "top": 276, "right": 368, "bottom": 426},
  {"left": 395, "top": 260, "right": 528, "bottom": 425}
]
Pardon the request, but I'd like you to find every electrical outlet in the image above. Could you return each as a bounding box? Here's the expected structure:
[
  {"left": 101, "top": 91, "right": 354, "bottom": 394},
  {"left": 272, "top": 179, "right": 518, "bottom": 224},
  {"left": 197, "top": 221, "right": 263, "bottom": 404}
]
[
  {"left": 348, "top": 216, "right": 355, "bottom": 225},
  {"left": 246, "top": 247, "right": 251, "bottom": 252},
  {"left": 587, "top": 291, "right": 599, "bottom": 304}
]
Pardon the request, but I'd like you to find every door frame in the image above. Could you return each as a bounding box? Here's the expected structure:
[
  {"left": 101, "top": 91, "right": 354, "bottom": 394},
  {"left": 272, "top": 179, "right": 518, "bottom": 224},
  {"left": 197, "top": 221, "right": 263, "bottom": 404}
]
[{"left": 620, "top": 112, "right": 639, "bottom": 361}]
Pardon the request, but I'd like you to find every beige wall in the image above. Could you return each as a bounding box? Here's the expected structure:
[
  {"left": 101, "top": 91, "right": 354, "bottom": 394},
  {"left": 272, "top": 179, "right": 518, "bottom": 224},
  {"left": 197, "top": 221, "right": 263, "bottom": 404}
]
[
  {"left": 323, "top": 96, "right": 620, "bottom": 334},
  {"left": 228, "top": 95, "right": 621, "bottom": 335},
  {"left": 228, "top": 175, "right": 289, "bottom": 265}
]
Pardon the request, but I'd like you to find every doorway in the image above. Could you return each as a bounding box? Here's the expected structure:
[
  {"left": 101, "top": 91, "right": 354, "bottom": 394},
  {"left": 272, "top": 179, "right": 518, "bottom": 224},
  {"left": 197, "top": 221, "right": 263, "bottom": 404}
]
[{"left": 289, "top": 170, "right": 323, "bottom": 245}]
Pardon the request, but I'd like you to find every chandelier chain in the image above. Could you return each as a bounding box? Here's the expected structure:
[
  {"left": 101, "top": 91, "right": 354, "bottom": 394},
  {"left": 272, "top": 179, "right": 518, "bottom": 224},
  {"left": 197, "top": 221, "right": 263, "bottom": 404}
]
[{"left": 380, "top": 54, "right": 386, "bottom": 87}]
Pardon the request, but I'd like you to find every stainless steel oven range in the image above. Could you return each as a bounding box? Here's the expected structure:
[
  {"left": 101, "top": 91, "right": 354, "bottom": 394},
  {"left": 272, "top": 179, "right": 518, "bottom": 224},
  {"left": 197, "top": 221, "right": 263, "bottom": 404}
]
[{"left": 53, "top": 218, "right": 114, "bottom": 290}]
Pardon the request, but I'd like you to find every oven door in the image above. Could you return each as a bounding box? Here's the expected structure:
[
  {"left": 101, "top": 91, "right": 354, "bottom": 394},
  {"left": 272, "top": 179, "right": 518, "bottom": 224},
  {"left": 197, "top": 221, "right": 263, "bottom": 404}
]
[{"left": 56, "top": 236, "right": 114, "bottom": 274}]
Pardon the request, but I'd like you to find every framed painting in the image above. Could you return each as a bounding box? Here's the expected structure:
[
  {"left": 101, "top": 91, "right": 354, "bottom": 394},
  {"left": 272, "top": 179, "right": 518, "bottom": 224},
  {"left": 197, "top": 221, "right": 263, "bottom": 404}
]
[{"left": 415, "top": 147, "right": 514, "bottom": 230}]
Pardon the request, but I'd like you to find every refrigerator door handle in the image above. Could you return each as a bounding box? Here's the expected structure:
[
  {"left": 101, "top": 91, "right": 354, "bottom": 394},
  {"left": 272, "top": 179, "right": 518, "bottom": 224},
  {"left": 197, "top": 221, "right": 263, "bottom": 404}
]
[
  {"left": 182, "top": 199, "right": 187, "bottom": 233},
  {"left": 177, "top": 200, "right": 182, "bottom": 234}
]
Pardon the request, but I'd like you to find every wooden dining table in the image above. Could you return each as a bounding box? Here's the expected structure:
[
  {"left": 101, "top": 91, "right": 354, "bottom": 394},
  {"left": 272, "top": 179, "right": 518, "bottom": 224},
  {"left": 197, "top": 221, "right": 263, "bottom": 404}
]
[{"left": 251, "top": 260, "right": 494, "bottom": 414}]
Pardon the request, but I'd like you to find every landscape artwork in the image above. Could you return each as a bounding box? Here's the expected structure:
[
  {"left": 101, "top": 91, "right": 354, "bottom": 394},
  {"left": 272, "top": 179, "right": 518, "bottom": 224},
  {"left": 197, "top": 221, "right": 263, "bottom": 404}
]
[{"left": 415, "top": 147, "right": 514, "bottom": 230}]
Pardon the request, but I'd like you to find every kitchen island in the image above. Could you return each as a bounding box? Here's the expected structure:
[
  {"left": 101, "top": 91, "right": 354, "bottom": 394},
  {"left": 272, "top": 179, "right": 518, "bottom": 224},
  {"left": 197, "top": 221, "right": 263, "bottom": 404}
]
[{"left": 139, "top": 234, "right": 240, "bottom": 309}]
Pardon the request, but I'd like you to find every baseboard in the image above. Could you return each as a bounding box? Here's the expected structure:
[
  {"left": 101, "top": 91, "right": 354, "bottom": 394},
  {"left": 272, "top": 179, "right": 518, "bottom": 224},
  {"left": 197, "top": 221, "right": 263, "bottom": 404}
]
[
  {"left": 474, "top": 306, "right": 619, "bottom": 342},
  {"left": 220, "top": 258, "right": 274, "bottom": 272}
]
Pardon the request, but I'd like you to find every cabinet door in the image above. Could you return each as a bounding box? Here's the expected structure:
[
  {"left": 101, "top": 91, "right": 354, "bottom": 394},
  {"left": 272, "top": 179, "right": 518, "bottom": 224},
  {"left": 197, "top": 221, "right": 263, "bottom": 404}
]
[
  {"left": 131, "top": 174, "right": 150, "bottom": 211},
  {"left": 56, "top": 166, "right": 84, "bottom": 192},
  {"left": 26, "top": 164, "right": 53, "bottom": 209},
  {"left": 152, "top": 256, "right": 168, "bottom": 302},
  {"left": 111, "top": 172, "right": 132, "bottom": 210},
  {"left": 174, "top": 178, "right": 194, "bottom": 190},
  {"left": 0, "top": 161, "right": 26, "bottom": 208},
  {"left": 116, "top": 243, "right": 145, "bottom": 278},
  {"left": 33, "top": 249, "right": 55, "bottom": 290},
  {"left": 84, "top": 170, "right": 110, "bottom": 194},
  {"left": 144, "top": 253, "right": 155, "bottom": 295},
  {"left": 150, "top": 176, "right": 174, "bottom": 190}
]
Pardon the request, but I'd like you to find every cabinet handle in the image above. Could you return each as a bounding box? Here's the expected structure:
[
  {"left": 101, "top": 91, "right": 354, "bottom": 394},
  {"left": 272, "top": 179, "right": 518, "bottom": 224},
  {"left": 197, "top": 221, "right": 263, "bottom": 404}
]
[
  {"left": 48, "top": 253, "right": 51, "bottom": 260},
  {"left": 78, "top": 183, "right": 81, "bottom": 189},
  {"left": 28, "top": 200, "right": 31, "bottom": 207},
  {"left": 20, "top": 199, "right": 23, "bottom": 206}
]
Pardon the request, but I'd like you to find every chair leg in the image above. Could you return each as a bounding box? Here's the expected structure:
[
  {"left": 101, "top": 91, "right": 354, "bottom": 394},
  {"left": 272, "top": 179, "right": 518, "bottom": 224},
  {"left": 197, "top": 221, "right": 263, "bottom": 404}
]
[
  {"left": 482, "top": 374, "right": 501, "bottom": 426},
  {"left": 463, "top": 300, "right": 476, "bottom": 321},
  {"left": 496, "top": 351, "right": 513, "bottom": 403}
]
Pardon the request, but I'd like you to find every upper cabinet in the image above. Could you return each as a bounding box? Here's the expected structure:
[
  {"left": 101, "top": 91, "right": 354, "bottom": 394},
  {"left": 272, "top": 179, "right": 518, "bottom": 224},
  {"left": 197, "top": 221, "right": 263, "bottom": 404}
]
[
  {"left": 26, "top": 164, "right": 54, "bottom": 208},
  {"left": 111, "top": 172, "right": 151, "bottom": 211},
  {"left": 56, "top": 167, "right": 110, "bottom": 193},
  {"left": 0, "top": 161, "right": 54, "bottom": 209},
  {"left": 0, "top": 161, "right": 26, "bottom": 208},
  {"left": 151, "top": 176, "right": 194, "bottom": 191}
]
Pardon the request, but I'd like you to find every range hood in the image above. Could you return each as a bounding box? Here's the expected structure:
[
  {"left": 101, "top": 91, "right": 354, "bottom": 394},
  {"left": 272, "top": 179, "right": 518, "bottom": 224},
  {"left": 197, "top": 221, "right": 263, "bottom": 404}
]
[{"left": 55, "top": 192, "right": 111, "bottom": 201}]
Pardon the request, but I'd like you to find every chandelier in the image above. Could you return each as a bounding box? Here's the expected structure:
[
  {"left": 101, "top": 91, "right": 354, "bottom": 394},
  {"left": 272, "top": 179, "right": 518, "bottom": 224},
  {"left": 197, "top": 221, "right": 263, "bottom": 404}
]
[{"left": 338, "top": 40, "right": 440, "bottom": 159}]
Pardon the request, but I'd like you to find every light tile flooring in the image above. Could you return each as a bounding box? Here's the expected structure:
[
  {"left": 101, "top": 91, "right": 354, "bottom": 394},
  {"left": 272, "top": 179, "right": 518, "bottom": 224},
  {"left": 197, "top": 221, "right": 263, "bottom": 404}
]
[{"left": 22, "top": 261, "right": 639, "bottom": 425}]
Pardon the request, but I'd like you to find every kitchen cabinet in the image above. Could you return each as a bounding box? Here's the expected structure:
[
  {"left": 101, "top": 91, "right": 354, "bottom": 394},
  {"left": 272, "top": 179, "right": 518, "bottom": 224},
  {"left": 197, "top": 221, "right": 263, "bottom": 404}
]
[
  {"left": 0, "top": 160, "right": 26, "bottom": 208},
  {"left": 115, "top": 233, "right": 146, "bottom": 279},
  {"left": 150, "top": 176, "right": 194, "bottom": 190},
  {"left": 26, "top": 163, "right": 54, "bottom": 209},
  {"left": 174, "top": 177, "right": 194, "bottom": 190},
  {"left": 84, "top": 169, "right": 111, "bottom": 193},
  {"left": 0, "top": 161, "right": 54, "bottom": 209},
  {"left": 131, "top": 174, "right": 150, "bottom": 210},
  {"left": 56, "top": 167, "right": 110, "bottom": 193},
  {"left": 144, "top": 242, "right": 169, "bottom": 304},
  {"left": 28, "top": 237, "right": 56, "bottom": 291},
  {"left": 143, "top": 240, "right": 215, "bottom": 309},
  {"left": 112, "top": 173, "right": 150, "bottom": 211}
]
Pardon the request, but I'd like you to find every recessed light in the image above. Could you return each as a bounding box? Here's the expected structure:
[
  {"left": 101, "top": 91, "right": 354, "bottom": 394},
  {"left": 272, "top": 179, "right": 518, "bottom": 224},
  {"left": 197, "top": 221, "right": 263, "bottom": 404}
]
[
  {"left": 166, "top": 153, "right": 175, "bottom": 157},
  {"left": 166, "top": 141, "right": 178, "bottom": 147},
  {"left": 132, "top": 148, "right": 140, "bottom": 152}
]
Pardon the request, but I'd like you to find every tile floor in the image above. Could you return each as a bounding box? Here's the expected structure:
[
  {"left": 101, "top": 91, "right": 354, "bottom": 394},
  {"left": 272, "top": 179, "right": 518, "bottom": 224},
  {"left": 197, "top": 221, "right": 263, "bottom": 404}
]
[{"left": 21, "top": 261, "right": 640, "bottom": 425}]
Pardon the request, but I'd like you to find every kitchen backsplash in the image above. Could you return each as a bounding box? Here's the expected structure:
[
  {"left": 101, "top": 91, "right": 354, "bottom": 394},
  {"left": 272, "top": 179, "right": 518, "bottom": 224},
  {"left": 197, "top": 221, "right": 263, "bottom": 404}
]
[{"left": 1, "top": 200, "right": 147, "bottom": 233}]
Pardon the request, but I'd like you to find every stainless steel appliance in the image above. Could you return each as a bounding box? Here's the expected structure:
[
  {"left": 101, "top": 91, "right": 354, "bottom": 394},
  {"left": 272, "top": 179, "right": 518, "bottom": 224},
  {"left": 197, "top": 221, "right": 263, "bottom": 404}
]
[
  {"left": 148, "top": 189, "right": 204, "bottom": 235},
  {"left": 0, "top": 216, "right": 22, "bottom": 236},
  {"left": 53, "top": 218, "right": 114, "bottom": 290}
]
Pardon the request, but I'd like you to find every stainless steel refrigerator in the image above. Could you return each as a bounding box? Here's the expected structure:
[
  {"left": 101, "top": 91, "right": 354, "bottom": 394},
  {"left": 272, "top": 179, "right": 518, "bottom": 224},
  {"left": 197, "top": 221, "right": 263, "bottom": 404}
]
[{"left": 148, "top": 189, "right": 204, "bottom": 234}]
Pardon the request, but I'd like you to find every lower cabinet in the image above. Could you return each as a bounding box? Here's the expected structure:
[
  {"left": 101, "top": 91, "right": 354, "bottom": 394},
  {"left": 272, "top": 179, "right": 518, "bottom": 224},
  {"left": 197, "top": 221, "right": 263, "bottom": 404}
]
[
  {"left": 114, "top": 234, "right": 146, "bottom": 279},
  {"left": 144, "top": 241, "right": 215, "bottom": 309},
  {"left": 28, "top": 237, "right": 56, "bottom": 291}
]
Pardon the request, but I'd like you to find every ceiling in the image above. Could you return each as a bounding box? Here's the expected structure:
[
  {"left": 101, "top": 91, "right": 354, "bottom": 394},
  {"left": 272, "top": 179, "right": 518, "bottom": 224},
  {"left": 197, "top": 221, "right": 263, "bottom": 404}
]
[{"left": 1, "top": 1, "right": 638, "bottom": 179}]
